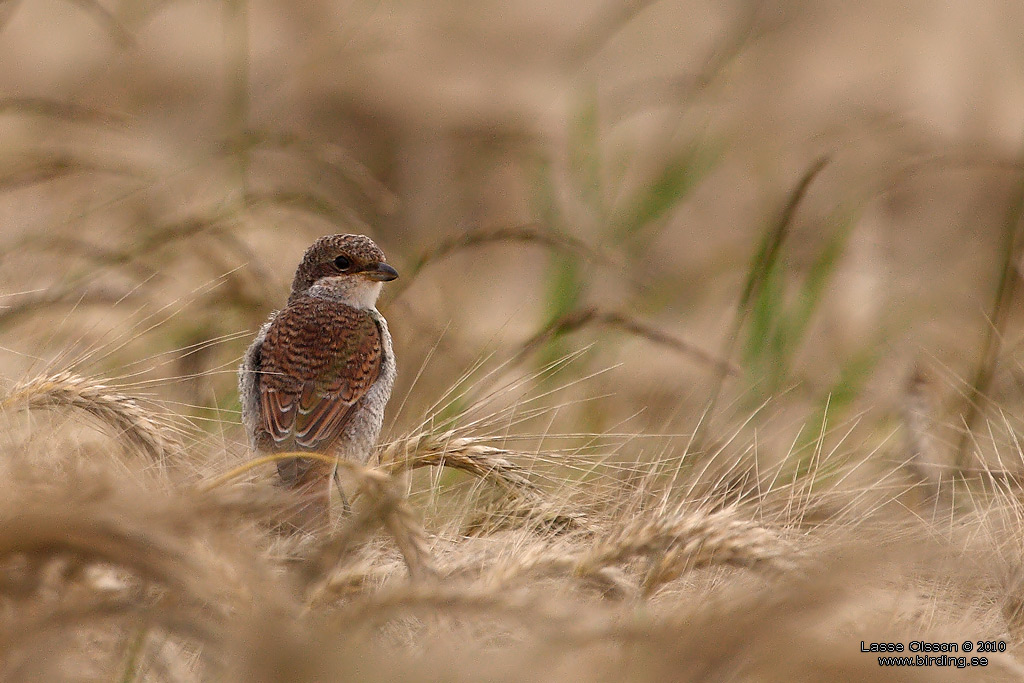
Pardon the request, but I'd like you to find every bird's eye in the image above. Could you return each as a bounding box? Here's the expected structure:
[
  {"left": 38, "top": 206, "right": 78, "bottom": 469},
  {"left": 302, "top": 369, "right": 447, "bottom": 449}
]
[{"left": 333, "top": 255, "right": 352, "bottom": 270}]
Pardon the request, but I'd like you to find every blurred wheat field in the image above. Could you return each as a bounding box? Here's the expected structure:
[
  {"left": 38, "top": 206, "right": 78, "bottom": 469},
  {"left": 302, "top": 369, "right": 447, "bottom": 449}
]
[{"left": 5, "top": 0, "right": 1024, "bottom": 680}]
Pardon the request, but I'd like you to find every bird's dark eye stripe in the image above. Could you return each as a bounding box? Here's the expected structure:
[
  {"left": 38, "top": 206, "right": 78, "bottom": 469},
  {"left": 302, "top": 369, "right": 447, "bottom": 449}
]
[{"left": 333, "top": 255, "right": 352, "bottom": 270}]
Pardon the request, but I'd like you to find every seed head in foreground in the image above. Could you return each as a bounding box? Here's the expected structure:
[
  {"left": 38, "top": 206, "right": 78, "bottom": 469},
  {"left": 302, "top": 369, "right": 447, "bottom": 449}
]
[{"left": 238, "top": 234, "right": 398, "bottom": 533}]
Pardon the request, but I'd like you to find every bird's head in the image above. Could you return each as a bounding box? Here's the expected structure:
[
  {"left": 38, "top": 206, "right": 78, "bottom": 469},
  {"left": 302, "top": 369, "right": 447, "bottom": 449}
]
[{"left": 289, "top": 234, "right": 398, "bottom": 309}]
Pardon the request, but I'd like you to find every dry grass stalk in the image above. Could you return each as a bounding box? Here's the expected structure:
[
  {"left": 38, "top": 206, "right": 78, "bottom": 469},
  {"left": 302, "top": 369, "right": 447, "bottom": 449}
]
[
  {"left": 243, "top": 189, "right": 370, "bottom": 234},
  {"left": 0, "top": 284, "right": 137, "bottom": 330},
  {"left": 378, "top": 431, "right": 588, "bottom": 533},
  {"left": 1003, "top": 566, "right": 1024, "bottom": 645},
  {"left": 0, "top": 153, "right": 141, "bottom": 192},
  {"left": 303, "top": 458, "right": 439, "bottom": 592},
  {"left": 900, "top": 364, "right": 948, "bottom": 505},
  {"left": 379, "top": 431, "right": 540, "bottom": 495},
  {"left": 470, "top": 544, "right": 636, "bottom": 598},
  {"left": 0, "top": 96, "right": 126, "bottom": 124},
  {"left": 0, "top": 512, "right": 194, "bottom": 600},
  {"left": 417, "top": 223, "right": 610, "bottom": 266},
  {"left": 326, "top": 581, "right": 605, "bottom": 638},
  {"left": 577, "top": 507, "right": 795, "bottom": 596},
  {"left": 516, "top": 305, "right": 740, "bottom": 376},
  {"left": 60, "top": 0, "right": 135, "bottom": 47},
  {"left": 0, "top": 484, "right": 232, "bottom": 667},
  {"left": 0, "top": 468, "right": 306, "bottom": 677},
  {"left": 202, "top": 452, "right": 437, "bottom": 589},
  {"left": 16, "top": 212, "right": 233, "bottom": 278},
  {"left": 388, "top": 223, "right": 613, "bottom": 301},
  {"left": 1, "top": 596, "right": 221, "bottom": 671},
  {"left": 461, "top": 498, "right": 588, "bottom": 536},
  {"left": 313, "top": 562, "right": 399, "bottom": 601},
  {"left": 451, "top": 506, "right": 790, "bottom": 599},
  {"left": 229, "top": 128, "right": 398, "bottom": 212},
  {"left": 696, "top": 155, "right": 831, "bottom": 449},
  {"left": 954, "top": 157, "right": 1024, "bottom": 470},
  {"left": 0, "top": 471, "right": 280, "bottom": 603},
  {"left": 0, "top": 371, "right": 182, "bottom": 464}
]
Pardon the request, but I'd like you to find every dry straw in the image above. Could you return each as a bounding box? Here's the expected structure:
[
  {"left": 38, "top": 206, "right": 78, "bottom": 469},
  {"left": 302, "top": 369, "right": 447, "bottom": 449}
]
[
  {"left": 582, "top": 507, "right": 795, "bottom": 595},
  {"left": 378, "top": 431, "right": 587, "bottom": 533},
  {"left": 515, "top": 305, "right": 740, "bottom": 377},
  {"left": 310, "top": 507, "right": 793, "bottom": 636},
  {"left": 0, "top": 371, "right": 182, "bottom": 464},
  {"left": 302, "top": 458, "right": 439, "bottom": 590},
  {"left": 325, "top": 581, "right": 605, "bottom": 638},
  {"left": 470, "top": 506, "right": 793, "bottom": 598},
  {"left": 0, "top": 469, "right": 294, "bottom": 680},
  {"left": 900, "top": 364, "right": 947, "bottom": 505},
  {"left": 200, "top": 452, "right": 437, "bottom": 588},
  {"left": 388, "top": 223, "right": 614, "bottom": 301},
  {"left": 378, "top": 431, "right": 541, "bottom": 495}
]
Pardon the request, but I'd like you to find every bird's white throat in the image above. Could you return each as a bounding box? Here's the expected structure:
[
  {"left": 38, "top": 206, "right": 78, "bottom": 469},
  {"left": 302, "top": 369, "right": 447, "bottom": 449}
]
[{"left": 309, "top": 277, "right": 383, "bottom": 310}]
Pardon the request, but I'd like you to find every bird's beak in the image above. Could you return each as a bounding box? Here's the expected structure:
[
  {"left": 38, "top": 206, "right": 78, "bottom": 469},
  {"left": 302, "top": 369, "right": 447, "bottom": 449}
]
[{"left": 363, "top": 262, "right": 399, "bottom": 282}]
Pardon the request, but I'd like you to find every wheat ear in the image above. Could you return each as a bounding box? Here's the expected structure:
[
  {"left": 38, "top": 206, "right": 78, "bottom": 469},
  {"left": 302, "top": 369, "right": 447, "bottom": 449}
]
[{"left": 1, "top": 371, "right": 181, "bottom": 463}]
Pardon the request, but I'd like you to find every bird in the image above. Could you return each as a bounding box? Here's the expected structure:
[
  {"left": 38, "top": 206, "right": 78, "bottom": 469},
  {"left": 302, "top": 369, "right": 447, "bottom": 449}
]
[{"left": 238, "top": 234, "right": 398, "bottom": 533}]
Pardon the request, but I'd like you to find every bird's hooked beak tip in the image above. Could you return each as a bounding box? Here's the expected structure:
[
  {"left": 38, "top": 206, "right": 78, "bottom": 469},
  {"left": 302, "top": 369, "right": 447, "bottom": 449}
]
[{"left": 364, "top": 262, "right": 399, "bottom": 282}]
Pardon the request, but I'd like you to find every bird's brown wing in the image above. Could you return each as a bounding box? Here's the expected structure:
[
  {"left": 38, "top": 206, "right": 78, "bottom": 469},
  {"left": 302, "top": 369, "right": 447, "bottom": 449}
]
[{"left": 257, "top": 297, "right": 382, "bottom": 452}]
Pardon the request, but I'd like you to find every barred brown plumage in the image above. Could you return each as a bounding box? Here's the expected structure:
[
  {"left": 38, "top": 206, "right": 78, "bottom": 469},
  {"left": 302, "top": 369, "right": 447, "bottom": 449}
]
[
  {"left": 259, "top": 297, "right": 382, "bottom": 450},
  {"left": 239, "top": 234, "right": 398, "bottom": 533}
]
